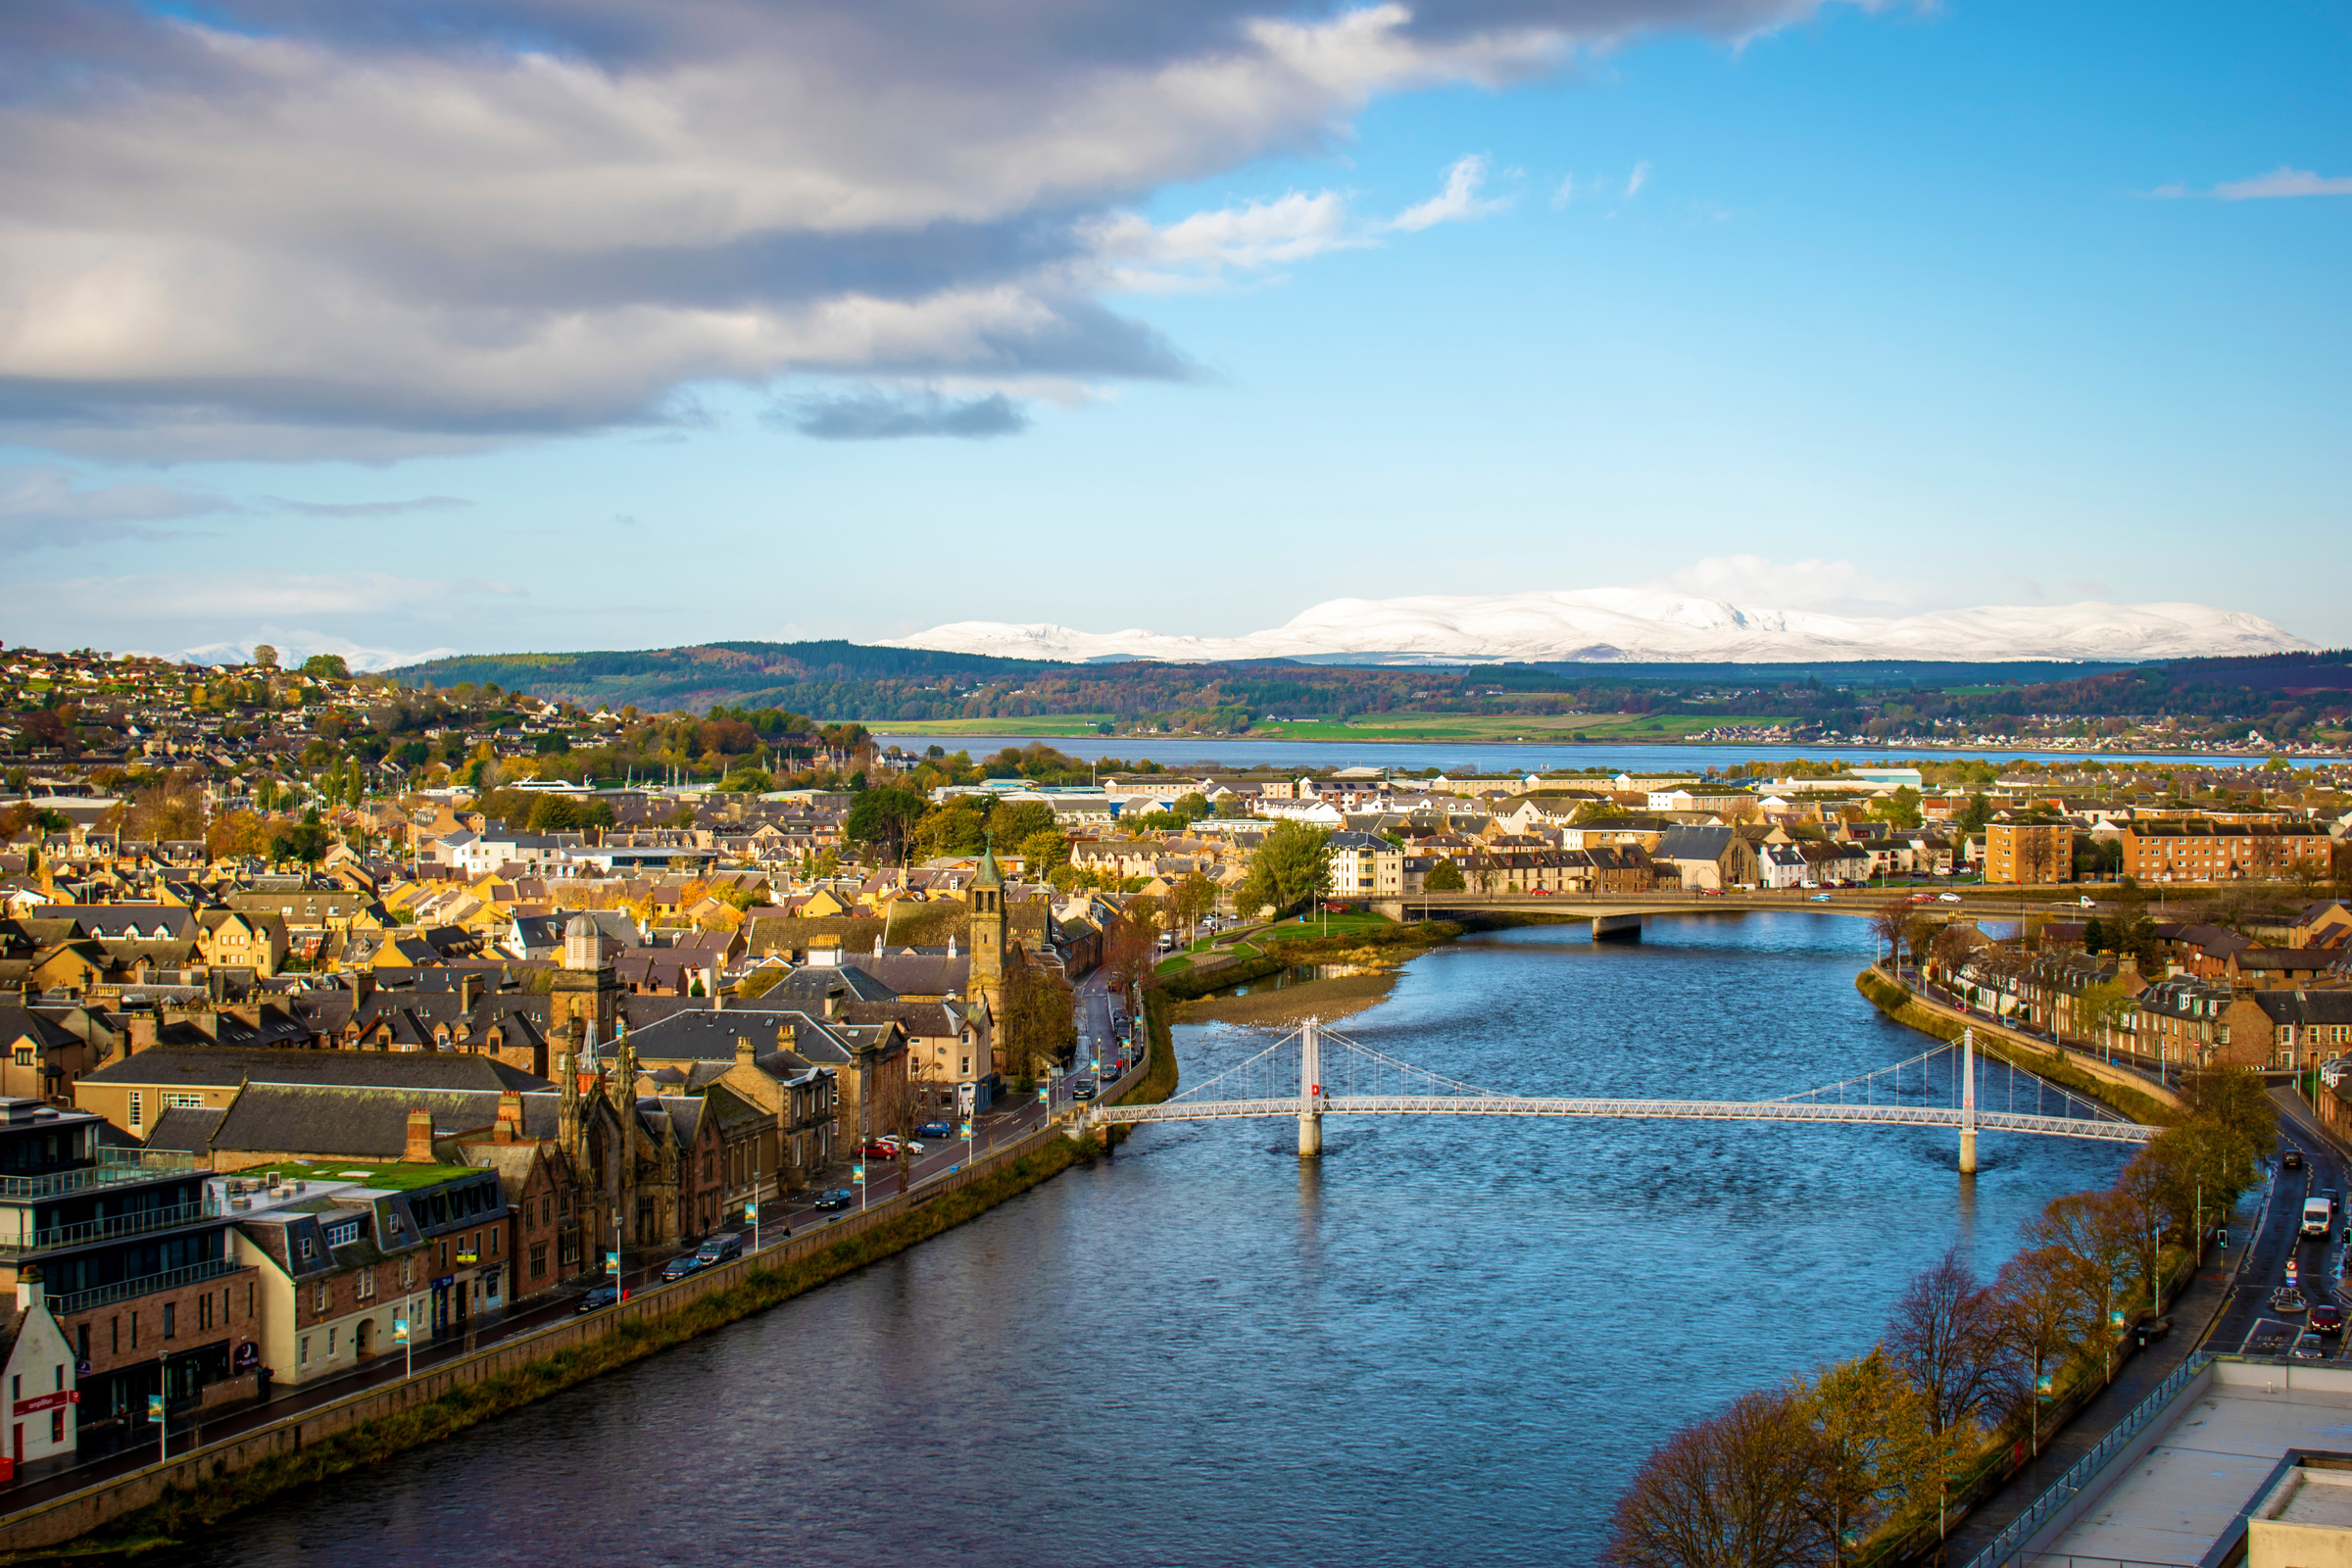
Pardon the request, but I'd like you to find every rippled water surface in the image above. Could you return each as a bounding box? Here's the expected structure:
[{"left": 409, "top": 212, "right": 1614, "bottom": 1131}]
[{"left": 185, "top": 915, "right": 2130, "bottom": 1567}]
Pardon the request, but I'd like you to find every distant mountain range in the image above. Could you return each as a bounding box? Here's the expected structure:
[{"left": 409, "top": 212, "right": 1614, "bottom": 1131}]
[{"left": 880, "top": 590, "right": 2312, "bottom": 666}]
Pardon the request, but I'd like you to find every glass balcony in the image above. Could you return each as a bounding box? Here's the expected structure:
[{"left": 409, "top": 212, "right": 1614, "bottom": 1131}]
[
  {"left": 47, "top": 1256, "right": 244, "bottom": 1318},
  {"left": 0, "top": 1148, "right": 198, "bottom": 1201},
  {"left": 0, "top": 1198, "right": 224, "bottom": 1257}
]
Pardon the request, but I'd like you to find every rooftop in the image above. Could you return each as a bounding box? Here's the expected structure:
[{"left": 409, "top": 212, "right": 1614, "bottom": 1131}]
[{"left": 229, "top": 1157, "right": 482, "bottom": 1193}]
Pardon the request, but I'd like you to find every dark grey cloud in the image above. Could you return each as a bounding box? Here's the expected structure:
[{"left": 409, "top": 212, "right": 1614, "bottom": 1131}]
[
  {"left": 0, "top": 0, "right": 1850, "bottom": 459},
  {"left": 782, "top": 391, "right": 1030, "bottom": 442},
  {"left": 268, "top": 495, "right": 471, "bottom": 517}
]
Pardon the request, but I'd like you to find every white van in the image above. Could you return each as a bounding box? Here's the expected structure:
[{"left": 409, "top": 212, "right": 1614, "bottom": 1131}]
[{"left": 2304, "top": 1197, "right": 2333, "bottom": 1239}]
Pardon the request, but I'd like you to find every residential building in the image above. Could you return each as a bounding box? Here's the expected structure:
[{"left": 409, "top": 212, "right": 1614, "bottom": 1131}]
[{"left": 1985, "top": 821, "right": 2075, "bottom": 885}]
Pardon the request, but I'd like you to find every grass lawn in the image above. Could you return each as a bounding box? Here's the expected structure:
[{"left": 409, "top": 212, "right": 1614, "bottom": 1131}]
[
  {"left": 238, "top": 1158, "right": 478, "bottom": 1192},
  {"left": 1259, "top": 910, "right": 1397, "bottom": 942}
]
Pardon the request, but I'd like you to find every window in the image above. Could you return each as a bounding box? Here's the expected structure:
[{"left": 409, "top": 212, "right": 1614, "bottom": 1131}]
[
  {"left": 489, "top": 1228, "right": 499, "bottom": 1256},
  {"left": 530, "top": 1242, "right": 547, "bottom": 1279},
  {"left": 11, "top": 1049, "right": 28, "bottom": 1068},
  {"left": 162, "top": 1302, "right": 175, "bottom": 1340},
  {"left": 314, "top": 1281, "right": 328, "bottom": 1314},
  {"left": 199, "top": 1294, "right": 212, "bottom": 1332},
  {"left": 357, "top": 1266, "right": 375, "bottom": 1300},
  {"left": 327, "top": 1327, "right": 337, "bottom": 1357},
  {"left": 127, "top": 1093, "right": 142, "bottom": 1130},
  {"left": 325, "top": 1219, "right": 361, "bottom": 1249},
  {"left": 162, "top": 1092, "right": 205, "bottom": 1110},
  {"left": 49, "top": 1410, "right": 63, "bottom": 1444},
  {"left": 400, "top": 1256, "right": 414, "bottom": 1289},
  {"left": 75, "top": 1325, "right": 88, "bottom": 1363},
  {"left": 299, "top": 1335, "right": 310, "bottom": 1367}
]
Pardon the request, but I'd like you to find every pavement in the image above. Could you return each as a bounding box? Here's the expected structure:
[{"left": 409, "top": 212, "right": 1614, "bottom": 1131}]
[{"left": 1931, "top": 1086, "right": 2321, "bottom": 1565}]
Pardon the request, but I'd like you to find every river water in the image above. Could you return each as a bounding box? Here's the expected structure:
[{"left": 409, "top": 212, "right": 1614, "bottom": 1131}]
[
  {"left": 874, "top": 732, "right": 2332, "bottom": 774},
  {"left": 183, "top": 914, "right": 2130, "bottom": 1567}
]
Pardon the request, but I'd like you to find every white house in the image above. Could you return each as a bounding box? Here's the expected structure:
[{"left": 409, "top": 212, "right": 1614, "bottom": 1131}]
[{"left": 3, "top": 1274, "right": 78, "bottom": 1476}]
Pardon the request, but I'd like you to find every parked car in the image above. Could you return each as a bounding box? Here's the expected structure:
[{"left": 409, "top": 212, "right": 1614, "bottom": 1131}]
[
  {"left": 812, "top": 1189, "right": 855, "bottom": 1210},
  {"left": 2313, "top": 1303, "right": 2345, "bottom": 1336},
  {"left": 1809, "top": 894, "right": 1833, "bottom": 903},
  {"left": 575, "top": 1285, "right": 619, "bottom": 1313},
  {"left": 896, "top": 1139, "right": 928, "bottom": 1155},
  {"left": 916, "top": 1121, "right": 953, "bottom": 1139},
  {"left": 660, "top": 1254, "right": 706, "bottom": 1284},
  {"left": 858, "top": 1139, "right": 900, "bottom": 1159},
  {"left": 2293, "top": 1332, "right": 2328, "bottom": 1361},
  {"left": 2286, "top": 1149, "right": 2306, "bottom": 1170},
  {"left": 2273, "top": 1287, "right": 2309, "bottom": 1314},
  {"left": 1937, "top": 893, "right": 1963, "bottom": 904}
]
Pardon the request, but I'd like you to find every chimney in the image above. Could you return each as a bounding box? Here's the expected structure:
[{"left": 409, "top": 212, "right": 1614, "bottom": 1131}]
[
  {"left": 15, "top": 1266, "right": 43, "bottom": 1314},
  {"left": 824, "top": 990, "right": 842, "bottom": 1021},
  {"left": 494, "top": 1090, "right": 522, "bottom": 1143},
  {"left": 124, "top": 1014, "right": 156, "bottom": 1058},
  {"left": 948, "top": 934, "right": 956, "bottom": 958},
  {"left": 403, "top": 1107, "right": 435, "bottom": 1163},
  {"left": 736, "top": 1034, "right": 756, "bottom": 1067},
  {"left": 460, "top": 970, "right": 483, "bottom": 1012}
]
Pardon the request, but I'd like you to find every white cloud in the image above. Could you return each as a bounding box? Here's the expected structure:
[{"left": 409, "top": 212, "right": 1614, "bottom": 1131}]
[
  {"left": 1656, "top": 554, "right": 1921, "bottom": 612},
  {"left": 1089, "top": 190, "right": 1365, "bottom": 292},
  {"left": 0, "top": 0, "right": 1859, "bottom": 458},
  {"left": 1390, "top": 155, "right": 1513, "bottom": 232},
  {"left": 1625, "top": 160, "right": 1652, "bottom": 199},
  {"left": 2151, "top": 167, "right": 2352, "bottom": 201},
  {"left": 0, "top": 464, "right": 233, "bottom": 551},
  {"left": 1550, "top": 173, "right": 1577, "bottom": 209},
  {"left": 42, "top": 571, "right": 522, "bottom": 623}
]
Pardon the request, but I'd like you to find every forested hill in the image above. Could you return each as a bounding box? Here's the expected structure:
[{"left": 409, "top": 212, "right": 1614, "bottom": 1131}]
[{"left": 391, "top": 641, "right": 1069, "bottom": 713}]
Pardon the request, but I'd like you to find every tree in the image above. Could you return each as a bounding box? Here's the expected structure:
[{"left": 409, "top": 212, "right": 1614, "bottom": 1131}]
[
  {"left": 1866, "top": 786, "right": 1924, "bottom": 831},
  {"left": 845, "top": 786, "right": 928, "bottom": 863},
  {"left": 912, "top": 803, "right": 988, "bottom": 859},
  {"left": 2026, "top": 1190, "right": 2139, "bottom": 1385},
  {"left": 300, "top": 653, "right": 351, "bottom": 679},
  {"left": 250, "top": 644, "right": 279, "bottom": 669},
  {"left": 1870, "top": 900, "right": 1910, "bottom": 968},
  {"left": 1791, "top": 1348, "right": 1932, "bottom": 1565},
  {"left": 1104, "top": 899, "right": 1161, "bottom": 992},
  {"left": 269, "top": 808, "right": 333, "bottom": 865},
  {"left": 1991, "top": 1247, "right": 2090, "bottom": 1455},
  {"left": 1602, "top": 1389, "right": 1813, "bottom": 1568},
  {"left": 206, "top": 808, "right": 270, "bottom": 860},
  {"left": 1017, "top": 825, "right": 1070, "bottom": 877},
  {"left": 983, "top": 799, "right": 1056, "bottom": 850},
  {"left": 1425, "top": 857, "right": 1467, "bottom": 893},
  {"left": 1170, "top": 869, "right": 1218, "bottom": 944},
  {"left": 1886, "top": 1247, "right": 2003, "bottom": 1442},
  {"left": 1236, "top": 820, "right": 1331, "bottom": 918},
  {"left": 997, "top": 962, "right": 1076, "bottom": 1085},
  {"left": 2075, "top": 977, "right": 2134, "bottom": 1055}
]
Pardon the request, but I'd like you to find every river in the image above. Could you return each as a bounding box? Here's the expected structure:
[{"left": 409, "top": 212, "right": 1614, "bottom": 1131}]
[
  {"left": 874, "top": 733, "right": 2336, "bottom": 773},
  {"left": 182, "top": 914, "right": 2130, "bottom": 1567}
]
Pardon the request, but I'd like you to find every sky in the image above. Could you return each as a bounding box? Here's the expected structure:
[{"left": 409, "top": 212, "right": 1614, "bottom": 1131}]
[{"left": 1, "top": 0, "right": 2346, "bottom": 667}]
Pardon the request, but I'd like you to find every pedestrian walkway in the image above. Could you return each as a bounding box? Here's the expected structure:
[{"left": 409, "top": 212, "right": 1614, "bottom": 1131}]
[{"left": 1934, "top": 1217, "right": 2253, "bottom": 1566}]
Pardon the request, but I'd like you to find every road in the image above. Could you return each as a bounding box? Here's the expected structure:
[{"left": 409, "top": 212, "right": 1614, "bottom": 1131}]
[{"left": 2208, "top": 1088, "right": 2352, "bottom": 1362}]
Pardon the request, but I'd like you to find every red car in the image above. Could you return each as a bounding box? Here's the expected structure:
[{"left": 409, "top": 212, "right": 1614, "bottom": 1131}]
[{"left": 858, "top": 1139, "right": 900, "bottom": 1160}]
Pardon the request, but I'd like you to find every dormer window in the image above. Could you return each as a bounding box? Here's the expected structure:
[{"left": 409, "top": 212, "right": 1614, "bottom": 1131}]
[{"left": 325, "top": 1219, "right": 362, "bottom": 1248}]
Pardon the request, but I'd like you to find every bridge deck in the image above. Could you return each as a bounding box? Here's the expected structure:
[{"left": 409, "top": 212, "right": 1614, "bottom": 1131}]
[{"left": 1093, "top": 1095, "right": 2156, "bottom": 1144}]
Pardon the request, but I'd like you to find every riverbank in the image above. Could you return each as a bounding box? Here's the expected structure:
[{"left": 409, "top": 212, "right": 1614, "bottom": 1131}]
[
  {"left": 1854, "top": 965, "right": 2181, "bottom": 1124},
  {"left": 1179, "top": 970, "right": 1399, "bottom": 1027},
  {"left": 0, "top": 1004, "right": 1182, "bottom": 1561}
]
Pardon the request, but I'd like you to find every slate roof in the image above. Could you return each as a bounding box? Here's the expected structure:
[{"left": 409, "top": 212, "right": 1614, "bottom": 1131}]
[
  {"left": 211, "top": 1083, "right": 564, "bottom": 1158},
  {"left": 80, "top": 1046, "right": 551, "bottom": 1093},
  {"left": 143, "top": 1105, "right": 226, "bottom": 1153}
]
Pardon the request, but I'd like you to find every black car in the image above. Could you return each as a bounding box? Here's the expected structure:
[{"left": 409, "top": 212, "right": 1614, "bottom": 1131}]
[
  {"left": 575, "top": 1285, "right": 619, "bottom": 1313},
  {"left": 2286, "top": 1149, "right": 2306, "bottom": 1170},
  {"left": 2293, "top": 1332, "right": 2329, "bottom": 1362},
  {"left": 660, "top": 1254, "right": 705, "bottom": 1284},
  {"left": 812, "top": 1188, "right": 855, "bottom": 1210},
  {"left": 1070, "top": 1079, "right": 1099, "bottom": 1102}
]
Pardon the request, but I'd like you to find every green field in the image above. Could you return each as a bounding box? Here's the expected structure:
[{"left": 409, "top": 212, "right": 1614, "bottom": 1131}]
[{"left": 874, "top": 714, "right": 1117, "bottom": 738}]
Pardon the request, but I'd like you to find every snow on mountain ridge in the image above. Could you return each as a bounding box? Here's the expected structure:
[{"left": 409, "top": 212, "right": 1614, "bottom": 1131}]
[{"left": 879, "top": 591, "right": 2309, "bottom": 664}]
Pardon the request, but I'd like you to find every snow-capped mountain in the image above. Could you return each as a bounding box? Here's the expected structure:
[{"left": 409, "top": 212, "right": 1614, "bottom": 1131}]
[{"left": 879, "top": 589, "right": 2310, "bottom": 665}]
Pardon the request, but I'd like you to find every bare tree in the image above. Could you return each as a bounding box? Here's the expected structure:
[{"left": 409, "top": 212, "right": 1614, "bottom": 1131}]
[
  {"left": 1603, "top": 1389, "right": 1815, "bottom": 1568},
  {"left": 1870, "top": 900, "right": 1909, "bottom": 970},
  {"left": 1886, "top": 1248, "right": 2002, "bottom": 1441}
]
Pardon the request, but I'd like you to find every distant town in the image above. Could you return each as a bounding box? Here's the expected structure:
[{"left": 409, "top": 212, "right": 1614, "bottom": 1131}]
[{"left": 2, "top": 636, "right": 2351, "bottom": 1532}]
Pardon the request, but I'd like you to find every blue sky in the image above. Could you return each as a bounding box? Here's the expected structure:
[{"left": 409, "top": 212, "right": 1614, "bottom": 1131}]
[{"left": 1, "top": 0, "right": 2344, "bottom": 665}]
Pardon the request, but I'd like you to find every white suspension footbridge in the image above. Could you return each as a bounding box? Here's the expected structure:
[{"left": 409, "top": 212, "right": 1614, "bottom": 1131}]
[{"left": 1086, "top": 1022, "right": 2161, "bottom": 1168}]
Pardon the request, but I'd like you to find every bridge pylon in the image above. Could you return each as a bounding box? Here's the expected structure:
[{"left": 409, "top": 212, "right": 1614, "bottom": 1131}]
[
  {"left": 1959, "top": 1028, "right": 1978, "bottom": 1174},
  {"left": 1298, "top": 1016, "right": 1323, "bottom": 1158}
]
